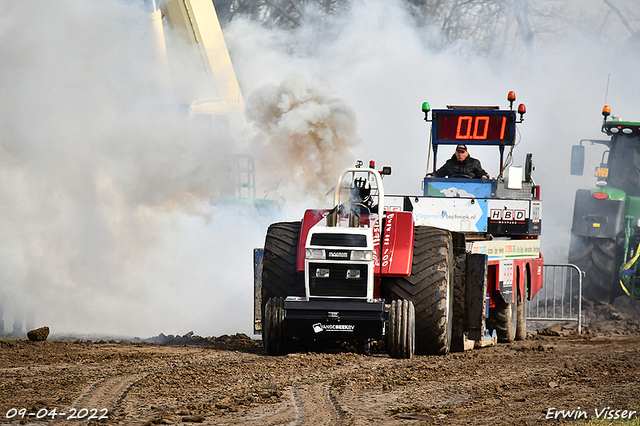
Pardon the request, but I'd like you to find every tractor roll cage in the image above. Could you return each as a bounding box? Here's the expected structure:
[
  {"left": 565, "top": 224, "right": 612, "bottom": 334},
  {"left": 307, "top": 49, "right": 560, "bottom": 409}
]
[{"left": 332, "top": 167, "right": 385, "bottom": 235}]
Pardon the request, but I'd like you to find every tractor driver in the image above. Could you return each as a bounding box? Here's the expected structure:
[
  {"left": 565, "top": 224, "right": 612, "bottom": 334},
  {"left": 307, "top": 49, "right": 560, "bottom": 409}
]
[
  {"left": 340, "top": 177, "right": 375, "bottom": 215},
  {"left": 426, "top": 144, "right": 489, "bottom": 179}
]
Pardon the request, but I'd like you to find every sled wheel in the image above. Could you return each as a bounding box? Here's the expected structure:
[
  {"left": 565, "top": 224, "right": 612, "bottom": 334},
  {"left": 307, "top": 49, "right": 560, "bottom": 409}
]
[
  {"left": 491, "top": 294, "right": 517, "bottom": 343},
  {"left": 516, "top": 270, "right": 528, "bottom": 341}
]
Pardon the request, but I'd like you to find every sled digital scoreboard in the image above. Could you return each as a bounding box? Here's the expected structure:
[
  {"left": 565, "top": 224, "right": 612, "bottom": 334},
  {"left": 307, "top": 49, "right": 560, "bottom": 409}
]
[{"left": 432, "top": 109, "right": 517, "bottom": 146}]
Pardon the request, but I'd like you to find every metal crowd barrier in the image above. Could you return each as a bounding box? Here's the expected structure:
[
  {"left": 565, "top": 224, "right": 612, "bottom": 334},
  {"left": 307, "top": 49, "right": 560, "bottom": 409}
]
[{"left": 526, "top": 264, "right": 583, "bottom": 333}]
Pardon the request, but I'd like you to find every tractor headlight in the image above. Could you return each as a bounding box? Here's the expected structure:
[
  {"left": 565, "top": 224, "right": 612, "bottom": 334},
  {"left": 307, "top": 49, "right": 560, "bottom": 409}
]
[
  {"left": 316, "top": 268, "right": 330, "bottom": 278},
  {"left": 350, "top": 250, "right": 372, "bottom": 261},
  {"left": 346, "top": 269, "right": 361, "bottom": 279},
  {"left": 306, "top": 248, "right": 326, "bottom": 259}
]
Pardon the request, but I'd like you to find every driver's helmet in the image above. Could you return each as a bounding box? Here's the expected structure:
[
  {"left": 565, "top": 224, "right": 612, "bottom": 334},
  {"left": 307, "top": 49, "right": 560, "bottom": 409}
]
[{"left": 351, "top": 177, "right": 372, "bottom": 206}]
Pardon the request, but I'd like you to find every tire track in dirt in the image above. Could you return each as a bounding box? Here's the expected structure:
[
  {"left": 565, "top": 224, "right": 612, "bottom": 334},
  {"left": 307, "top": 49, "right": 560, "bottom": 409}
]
[
  {"left": 230, "top": 399, "right": 297, "bottom": 425},
  {"left": 63, "top": 373, "right": 147, "bottom": 424},
  {"left": 288, "top": 380, "right": 344, "bottom": 426},
  {"left": 225, "top": 357, "right": 397, "bottom": 426},
  {"left": 231, "top": 379, "right": 343, "bottom": 426}
]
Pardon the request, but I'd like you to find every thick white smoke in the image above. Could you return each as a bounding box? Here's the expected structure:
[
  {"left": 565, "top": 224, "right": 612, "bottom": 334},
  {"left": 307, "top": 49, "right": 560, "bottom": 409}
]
[
  {"left": 1, "top": 0, "right": 638, "bottom": 337},
  {"left": 0, "top": 1, "right": 262, "bottom": 337}
]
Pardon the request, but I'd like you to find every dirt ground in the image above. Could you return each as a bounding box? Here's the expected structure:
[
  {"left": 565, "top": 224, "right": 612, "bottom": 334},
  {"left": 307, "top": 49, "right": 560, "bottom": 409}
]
[{"left": 2, "top": 300, "right": 640, "bottom": 426}]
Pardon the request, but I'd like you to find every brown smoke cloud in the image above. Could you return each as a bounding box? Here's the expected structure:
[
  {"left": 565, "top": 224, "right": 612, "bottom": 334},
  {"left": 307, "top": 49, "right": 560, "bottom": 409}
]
[{"left": 246, "top": 73, "right": 361, "bottom": 204}]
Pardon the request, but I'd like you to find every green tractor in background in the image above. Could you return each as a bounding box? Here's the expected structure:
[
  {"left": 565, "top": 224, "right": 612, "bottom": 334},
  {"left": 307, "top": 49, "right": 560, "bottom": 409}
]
[{"left": 570, "top": 106, "right": 640, "bottom": 304}]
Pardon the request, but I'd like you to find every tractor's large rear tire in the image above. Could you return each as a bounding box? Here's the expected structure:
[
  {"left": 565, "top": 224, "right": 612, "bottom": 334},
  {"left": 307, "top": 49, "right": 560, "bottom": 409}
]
[
  {"left": 264, "top": 297, "right": 287, "bottom": 356},
  {"left": 387, "top": 300, "right": 415, "bottom": 359},
  {"left": 382, "top": 226, "right": 454, "bottom": 355},
  {"left": 568, "top": 234, "right": 621, "bottom": 305},
  {"left": 262, "top": 222, "right": 305, "bottom": 320}
]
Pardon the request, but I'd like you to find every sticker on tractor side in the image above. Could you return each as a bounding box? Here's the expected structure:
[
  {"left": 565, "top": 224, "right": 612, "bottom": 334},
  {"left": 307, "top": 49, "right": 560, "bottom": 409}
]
[
  {"left": 312, "top": 323, "right": 355, "bottom": 333},
  {"left": 489, "top": 208, "right": 527, "bottom": 222}
]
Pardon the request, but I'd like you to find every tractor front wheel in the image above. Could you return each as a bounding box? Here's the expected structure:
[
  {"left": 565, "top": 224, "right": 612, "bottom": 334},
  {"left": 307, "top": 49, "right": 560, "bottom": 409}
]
[
  {"left": 387, "top": 300, "right": 415, "bottom": 359},
  {"left": 263, "top": 297, "right": 287, "bottom": 356}
]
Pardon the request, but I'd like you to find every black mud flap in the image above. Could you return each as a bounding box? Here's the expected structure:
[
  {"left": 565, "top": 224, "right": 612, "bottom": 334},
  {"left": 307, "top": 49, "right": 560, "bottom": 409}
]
[
  {"left": 465, "top": 253, "right": 488, "bottom": 341},
  {"left": 283, "top": 299, "right": 387, "bottom": 341}
]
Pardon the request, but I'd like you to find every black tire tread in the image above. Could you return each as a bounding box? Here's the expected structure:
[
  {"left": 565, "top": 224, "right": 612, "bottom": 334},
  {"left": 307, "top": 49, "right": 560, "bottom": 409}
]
[
  {"left": 516, "top": 271, "right": 528, "bottom": 341},
  {"left": 264, "top": 297, "right": 287, "bottom": 356},
  {"left": 382, "top": 226, "right": 453, "bottom": 355},
  {"left": 491, "top": 299, "right": 517, "bottom": 343},
  {"left": 262, "top": 222, "right": 305, "bottom": 313},
  {"left": 568, "top": 234, "right": 618, "bottom": 304},
  {"left": 387, "top": 300, "right": 415, "bottom": 359}
]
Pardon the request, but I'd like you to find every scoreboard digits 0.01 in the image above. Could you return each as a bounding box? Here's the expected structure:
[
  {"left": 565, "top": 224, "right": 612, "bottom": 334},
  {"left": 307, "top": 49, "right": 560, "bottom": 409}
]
[{"left": 434, "top": 110, "right": 516, "bottom": 145}]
